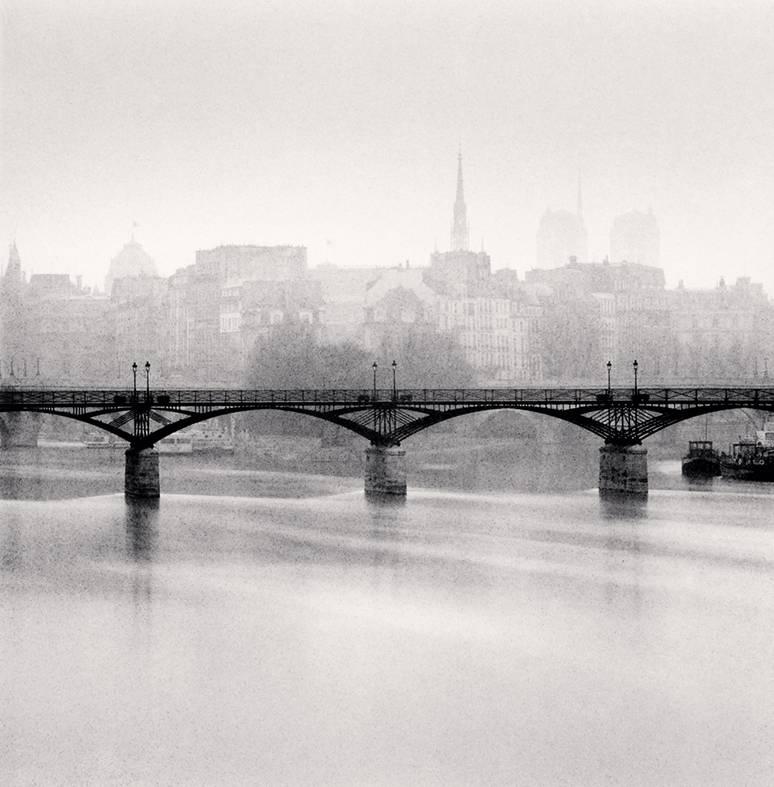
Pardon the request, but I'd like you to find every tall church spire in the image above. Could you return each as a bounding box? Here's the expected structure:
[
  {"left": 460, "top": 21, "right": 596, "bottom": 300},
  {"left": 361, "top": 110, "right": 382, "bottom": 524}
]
[
  {"left": 450, "top": 152, "right": 469, "bottom": 251},
  {"left": 4, "top": 242, "right": 22, "bottom": 282},
  {"left": 1, "top": 242, "right": 26, "bottom": 361}
]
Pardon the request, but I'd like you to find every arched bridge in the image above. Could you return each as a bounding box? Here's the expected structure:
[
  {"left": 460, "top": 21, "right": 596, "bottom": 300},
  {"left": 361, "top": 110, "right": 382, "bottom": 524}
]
[
  {"left": 2, "top": 385, "right": 773, "bottom": 446},
  {"left": 2, "top": 385, "right": 773, "bottom": 497}
]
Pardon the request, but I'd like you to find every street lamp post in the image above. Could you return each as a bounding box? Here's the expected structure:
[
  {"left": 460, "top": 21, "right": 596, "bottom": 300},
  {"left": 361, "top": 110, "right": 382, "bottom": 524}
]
[
  {"left": 372, "top": 362, "right": 378, "bottom": 401},
  {"left": 132, "top": 362, "right": 138, "bottom": 398},
  {"left": 145, "top": 361, "right": 151, "bottom": 400},
  {"left": 391, "top": 359, "right": 397, "bottom": 401},
  {"left": 606, "top": 360, "right": 612, "bottom": 396},
  {"left": 633, "top": 359, "right": 639, "bottom": 399}
]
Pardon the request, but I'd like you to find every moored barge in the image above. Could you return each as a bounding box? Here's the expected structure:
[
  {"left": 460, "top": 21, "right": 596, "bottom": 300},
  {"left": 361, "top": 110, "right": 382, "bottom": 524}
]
[
  {"left": 681, "top": 440, "right": 720, "bottom": 478},
  {"left": 720, "top": 421, "right": 774, "bottom": 481}
]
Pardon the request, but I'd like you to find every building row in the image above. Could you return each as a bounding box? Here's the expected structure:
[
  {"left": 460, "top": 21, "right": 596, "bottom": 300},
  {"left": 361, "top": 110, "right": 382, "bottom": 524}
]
[
  {"left": 2, "top": 242, "right": 771, "bottom": 389},
  {"left": 1, "top": 158, "right": 771, "bottom": 388}
]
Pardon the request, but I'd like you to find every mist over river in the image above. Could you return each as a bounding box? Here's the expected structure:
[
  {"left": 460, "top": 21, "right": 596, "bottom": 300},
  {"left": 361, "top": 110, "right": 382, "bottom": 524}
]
[{"left": 2, "top": 447, "right": 773, "bottom": 785}]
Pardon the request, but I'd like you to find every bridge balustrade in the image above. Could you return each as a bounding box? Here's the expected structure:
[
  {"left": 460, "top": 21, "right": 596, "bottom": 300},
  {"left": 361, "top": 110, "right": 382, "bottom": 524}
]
[
  {"left": 5, "top": 385, "right": 774, "bottom": 408},
  {"left": 6, "top": 383, "right": 774, "bottom": 498}
]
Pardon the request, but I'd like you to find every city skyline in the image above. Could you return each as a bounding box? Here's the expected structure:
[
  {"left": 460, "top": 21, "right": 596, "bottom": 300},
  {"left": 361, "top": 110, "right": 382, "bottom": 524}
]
[{"left": 2, "top": 1, "right": 773, "bottom": 290}]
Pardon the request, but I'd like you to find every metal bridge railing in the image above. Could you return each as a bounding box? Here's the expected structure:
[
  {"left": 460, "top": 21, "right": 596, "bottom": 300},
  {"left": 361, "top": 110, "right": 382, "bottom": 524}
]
[{"left": 3, "top": 386, "right": 774, "bottom": 408}]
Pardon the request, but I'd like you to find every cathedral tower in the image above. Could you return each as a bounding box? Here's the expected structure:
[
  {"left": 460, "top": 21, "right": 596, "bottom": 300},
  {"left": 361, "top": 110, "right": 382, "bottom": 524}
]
[
  {"left": 1, "top": 242, "right": 28, "bottom": 369},
  {"left": 450, "top": 152, "right": 469, "bottom": 252}
]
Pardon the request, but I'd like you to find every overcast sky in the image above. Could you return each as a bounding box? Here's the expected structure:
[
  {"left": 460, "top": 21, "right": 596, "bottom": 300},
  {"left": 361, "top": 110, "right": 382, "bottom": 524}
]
[{"left": 2, "top": 0, "right": 773, "bottom": 291}]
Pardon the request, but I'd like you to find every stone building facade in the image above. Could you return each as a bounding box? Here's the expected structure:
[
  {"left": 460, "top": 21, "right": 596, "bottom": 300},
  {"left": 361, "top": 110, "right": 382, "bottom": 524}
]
[
  {"left": 1, "top": 245, "right": 113, "bottom": 385},
  {"left": 363, "top": 157, "right": 544, "bottom": 384},
  {"left": 165, "top": 244, "right": 318, "bottom": 384},
  {"left": 668, "top": 277, "right": 774, "bottom": 383}
]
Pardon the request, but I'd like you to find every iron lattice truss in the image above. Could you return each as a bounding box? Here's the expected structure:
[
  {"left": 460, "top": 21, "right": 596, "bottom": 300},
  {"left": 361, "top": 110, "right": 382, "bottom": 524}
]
[{"left": 2, "top": 386, "right": 774, "bottom": 449}]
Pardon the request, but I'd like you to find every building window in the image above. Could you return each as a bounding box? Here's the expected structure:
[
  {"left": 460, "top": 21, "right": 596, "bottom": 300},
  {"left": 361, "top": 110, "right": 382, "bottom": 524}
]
[{"left": 220, "top": 312, "right": 241, "bottom": 333}]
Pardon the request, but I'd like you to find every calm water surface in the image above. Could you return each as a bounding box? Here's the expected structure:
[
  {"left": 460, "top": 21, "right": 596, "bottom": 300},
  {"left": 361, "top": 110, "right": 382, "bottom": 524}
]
[{"left": 1, "top": 448, "right": 773, "bottom": 785}]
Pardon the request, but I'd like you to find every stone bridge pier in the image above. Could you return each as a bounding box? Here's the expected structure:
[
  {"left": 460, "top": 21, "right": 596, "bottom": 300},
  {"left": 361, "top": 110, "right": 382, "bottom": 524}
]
[
  {"left": 599, "top": 443, "right": 648, "bottom": 498},
  {"left": 364, "top": 444, "right": 406, "bottom": 496},
  {"left": 125, "top": 447, "right": 160, "bottom": 498}
]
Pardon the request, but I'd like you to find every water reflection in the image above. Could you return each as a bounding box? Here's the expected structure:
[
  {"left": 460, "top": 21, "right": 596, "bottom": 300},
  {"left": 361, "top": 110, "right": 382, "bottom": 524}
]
[
  {"left": 685, "top": 476, "right": 715, "bottom": 491},
  {"left": 599, "top": 493, "right": 649, "bottom": 520},
  {"left": 125, "top": 498, "right": 159, "bottom": 562},
  {"left": 0, "top": 446, "right": 122, "bottom": 499},
  {"left": 602, "top": 521, "right": 645, "bottom": 613},
  {"left": 0, "top": 453, "right": 44, "bottom": 500},
  {"left": 364, "top": 491, "right": 407, "bottom": 507},
  {"left": 0, "top": 513, "right": 22, "bottom": 570},
  {"left": 2, "top": 463, "right": 774, "bottom": 785},
  {"left": 364, "top": 492, "right": 411, "bottom": 572},
  {"left": 124, "top": 498, "right": 158, "bottom": 612},
  {"left": 365, "top": 492, "right": 407, "bottom": 511}
]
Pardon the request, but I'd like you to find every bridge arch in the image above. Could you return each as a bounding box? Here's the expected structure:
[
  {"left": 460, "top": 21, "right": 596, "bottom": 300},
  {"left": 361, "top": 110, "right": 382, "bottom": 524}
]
[
  {"left": 38, "top": 410, "right": 135, "bottom": 443},
  {"left": 5, "top": 386, "right": 774, "bottom": 497},
  {"left": 128, "top": 402, "right": 630, "bottom": 448},
  {"left": 11, "top": 399, "right": 774, "bottom": 449},
  {"left": 128, "top": 405, "right": 379, "bottom": 449}
]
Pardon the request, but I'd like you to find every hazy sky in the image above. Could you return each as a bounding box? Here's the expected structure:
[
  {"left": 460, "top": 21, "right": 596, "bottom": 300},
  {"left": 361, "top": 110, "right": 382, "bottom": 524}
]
[{"left": 2, "top": 0, "right": 773, "bottom": 291}]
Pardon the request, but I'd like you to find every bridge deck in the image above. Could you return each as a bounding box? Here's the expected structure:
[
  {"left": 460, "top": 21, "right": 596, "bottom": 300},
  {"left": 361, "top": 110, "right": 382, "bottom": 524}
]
[
  {"left": 3, "top": 386, "right": 774, "bottom": 449},
  {"left": 3, "top": 386, "right": 774, "bottom": 408}
]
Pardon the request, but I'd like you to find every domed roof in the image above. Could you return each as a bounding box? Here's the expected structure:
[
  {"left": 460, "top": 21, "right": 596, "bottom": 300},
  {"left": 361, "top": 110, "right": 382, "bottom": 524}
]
[{"left": 105, "top": 238, "right": 158, "bottom": 295}]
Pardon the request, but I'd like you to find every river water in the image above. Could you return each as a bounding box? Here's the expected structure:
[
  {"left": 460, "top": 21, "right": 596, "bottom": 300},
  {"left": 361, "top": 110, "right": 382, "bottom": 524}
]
[{"left": 2, "top": 447, "right": 773, "bottom": 785}]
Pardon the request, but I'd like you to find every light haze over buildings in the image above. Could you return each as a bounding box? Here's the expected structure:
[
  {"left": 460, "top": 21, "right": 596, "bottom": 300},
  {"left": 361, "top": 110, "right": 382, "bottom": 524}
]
[
  {"left": 5, "top": 146, "right": 771, "bottom": 390},
  {"left": 536, "top": 190, "right": 588, "bottom": 270},
  {"left": 610, "top": 210, "right": 661, "bottom": 269},
  {"left": 2, "top": 1, "right": 774, "bottom": 290}
]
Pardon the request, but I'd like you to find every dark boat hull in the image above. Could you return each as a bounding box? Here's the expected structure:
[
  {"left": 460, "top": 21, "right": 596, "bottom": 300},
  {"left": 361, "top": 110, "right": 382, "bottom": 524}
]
[
  {"left": 720, "top": 458, "right": 774, "bottom": 482},
  {"left": 682, "top": 457, "right": 720, "bottom": 478}
]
